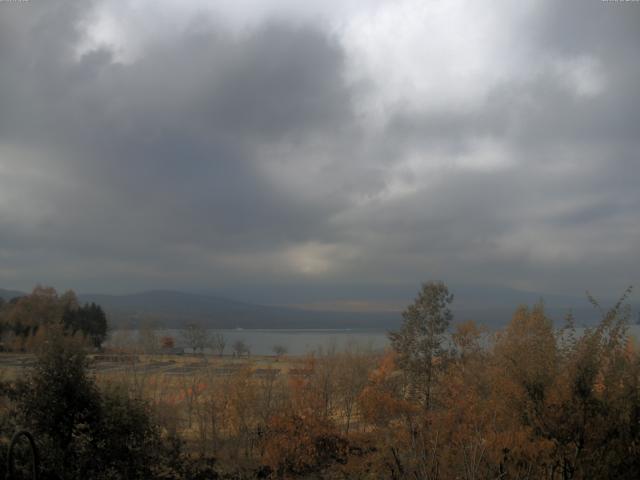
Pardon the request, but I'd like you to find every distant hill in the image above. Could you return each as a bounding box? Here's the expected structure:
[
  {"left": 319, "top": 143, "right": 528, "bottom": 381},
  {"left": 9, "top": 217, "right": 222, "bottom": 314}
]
[
  {"left": 0, "top": 288, "right": 26, "bottom": 301},
  {"left": 82, "top": 288, "right": 637, "bottom": 330},
  {"left": 2, "top": 286, "right": 636, "bottom": 329},
  {"left": 451, "top": 286, "right": 601, "bottom": 327},
  {"left": 78, "top": 290, "right": 398, "bottom": 329}
]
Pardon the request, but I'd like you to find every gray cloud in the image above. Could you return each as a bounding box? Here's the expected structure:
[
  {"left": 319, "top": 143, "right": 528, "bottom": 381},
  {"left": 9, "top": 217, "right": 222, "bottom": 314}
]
[{"left": 0, "top": 0, "right": 638, "bottom": 303}]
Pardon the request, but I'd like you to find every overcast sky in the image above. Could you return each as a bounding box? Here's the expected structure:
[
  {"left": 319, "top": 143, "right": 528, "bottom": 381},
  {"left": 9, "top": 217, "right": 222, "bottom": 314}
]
[{"left": 0, "top": 0, "right": 638, "bottom": 306}]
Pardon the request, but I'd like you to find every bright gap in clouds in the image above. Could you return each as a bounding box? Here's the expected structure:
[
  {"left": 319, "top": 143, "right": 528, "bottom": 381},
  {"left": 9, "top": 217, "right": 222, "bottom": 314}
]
[
  {"left": 78, "top": 0, "right": 601, "bottom": 120},
  {"left": 79, "top": 0, "right": 534, "bottom": 108}
]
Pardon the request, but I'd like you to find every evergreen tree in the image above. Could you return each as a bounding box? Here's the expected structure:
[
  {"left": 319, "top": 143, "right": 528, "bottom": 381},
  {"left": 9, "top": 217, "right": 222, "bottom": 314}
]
[
  {"left": 62, "top": 302, "right": 108, "bottom": 348},
  {"left": 14, "top": 331, "right": 165, "bottom": 479},
  {"left": 389, "top": 281, "right": 453, "bottom": 410}
]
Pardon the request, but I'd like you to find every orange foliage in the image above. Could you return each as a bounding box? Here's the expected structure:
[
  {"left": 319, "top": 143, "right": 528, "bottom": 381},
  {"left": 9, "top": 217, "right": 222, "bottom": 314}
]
[
  {"left": 358, "top": 350, "right": 416, "bottom": 427},
  {"left": 262, "top": 414, "right": 347, "bottom": 478}
]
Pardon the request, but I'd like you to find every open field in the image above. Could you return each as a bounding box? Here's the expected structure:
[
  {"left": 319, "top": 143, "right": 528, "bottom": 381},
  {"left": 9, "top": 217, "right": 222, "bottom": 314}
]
[
  {"left": 0, "top": 351, "right": 301, "bottom": 379},
  {"left": 0, "top": 350, "right": 327, "bottom": 461}
]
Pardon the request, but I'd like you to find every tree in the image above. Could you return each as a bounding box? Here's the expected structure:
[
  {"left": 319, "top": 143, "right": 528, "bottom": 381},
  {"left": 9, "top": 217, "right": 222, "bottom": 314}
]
[
  {"left": 92, "top": 385, "right": 165, "bottom": 480},
  {"left": 335, "top": 346, "right": 374, "bottom": 434},
  {"left": 273, "top": 344, "right": 287, "bottom": 359},
  {"left": 212, "top": 332, "right": 226, "bottom": 356},
  {"left": 262, "top": 414, "right": 347, "bottom": 478},
  {"left": 12, "top": 328, "right": 167, "bottom": 479},
  {"left": 181, "top": 323, "right": 211, "bottom": 354},
  {"left": 62, "top": 302, "right": 108, "bottom": 348},
  {"left": 233, "top": 339, "right": 249, "bottom": 357},
  {"left": 3, "top": 286, "right": 71, "bottom": 350},
  {"left": 0, "top": 287, "right": 108, "bottom": 351},
  {"left": 138, "top": 322, "right": 160, "bottom": 354},
  {"left": 389, "top": 281, "right": 453, "bottom": 410},
  {"left": 544, "top": 288, "right": 639, "bottom": 478},
  {"left": 451, "top": 320, "right": 484, "bottom": 360},
  {"left": 161, "top": 336, "right": 175, "bottom": 349},
  {"left": 494, "top": 303, "right": 557, "bottom": 407},
  {"left": 15, "top": 329, "right": 101, "bottom": 478}
]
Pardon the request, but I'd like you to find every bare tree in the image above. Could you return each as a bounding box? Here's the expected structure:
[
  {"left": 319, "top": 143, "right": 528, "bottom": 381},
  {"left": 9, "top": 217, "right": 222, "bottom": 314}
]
[
  {"left": 309, "top": 344, "right": 339, "bottom": 421},
  {"left": 233, "top": 339, "right": 250, "bottom": 357},
  {"left": 272, "top": 344, "right": 287, "bottom": 359},
  {"left": 212, "top": 332, "right": 226, "bottom": 356},
  {"left": 138, "top": 321, "right": 160, "bottom": 354},
  {"left": 181, "top": 323, "right": 211, "bottom": 354},
  {"left": 335, "top": 345, "right": 374, "bottom": 434}
]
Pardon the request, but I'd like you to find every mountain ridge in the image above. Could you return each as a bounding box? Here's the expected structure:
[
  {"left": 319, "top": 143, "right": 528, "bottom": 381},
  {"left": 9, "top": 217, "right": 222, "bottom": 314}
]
[{"left": 2, "top": 286, "right": 636, "bottom": 329}]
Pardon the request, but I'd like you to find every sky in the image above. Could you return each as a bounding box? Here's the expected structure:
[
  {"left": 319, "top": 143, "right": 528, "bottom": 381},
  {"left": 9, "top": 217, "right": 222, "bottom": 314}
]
[{"left": 0, "top": 0, "right": 639, "bottom": 307}]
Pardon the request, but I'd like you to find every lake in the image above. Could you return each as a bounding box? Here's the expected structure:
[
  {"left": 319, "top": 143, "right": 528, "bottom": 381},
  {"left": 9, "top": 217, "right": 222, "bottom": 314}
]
[
  {"left": 108, "top": 324, "right": 640, "bottom": 356},
  {"left": 109, "top": 328, "right": 391, "bottom": 356}
]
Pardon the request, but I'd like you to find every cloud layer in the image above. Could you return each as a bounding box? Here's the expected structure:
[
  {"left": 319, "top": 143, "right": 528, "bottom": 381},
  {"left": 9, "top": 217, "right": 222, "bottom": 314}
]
[{"left": 0, "top": 0, "right": 639, "bottom": 303}]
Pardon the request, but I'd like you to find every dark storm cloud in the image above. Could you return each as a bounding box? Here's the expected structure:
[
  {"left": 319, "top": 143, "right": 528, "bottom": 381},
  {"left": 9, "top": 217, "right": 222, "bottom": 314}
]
[
  {"left": 0, "top": 4, "right": 352, "bottom": 262},
  {"left": 0, "top": 0, "right": 638, "bottom": 300}
]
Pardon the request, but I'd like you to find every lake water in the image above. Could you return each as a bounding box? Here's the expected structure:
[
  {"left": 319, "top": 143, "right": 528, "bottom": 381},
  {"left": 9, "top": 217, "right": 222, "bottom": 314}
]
[
  {"left": 110, "top": 328, "right": 391, "bottom": 356},
  {"left": 211, "top": 329, "right": 390, "bottom": 355},
  {"left": 109, "top": 325, "right": 640, "bottom": 357}
]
